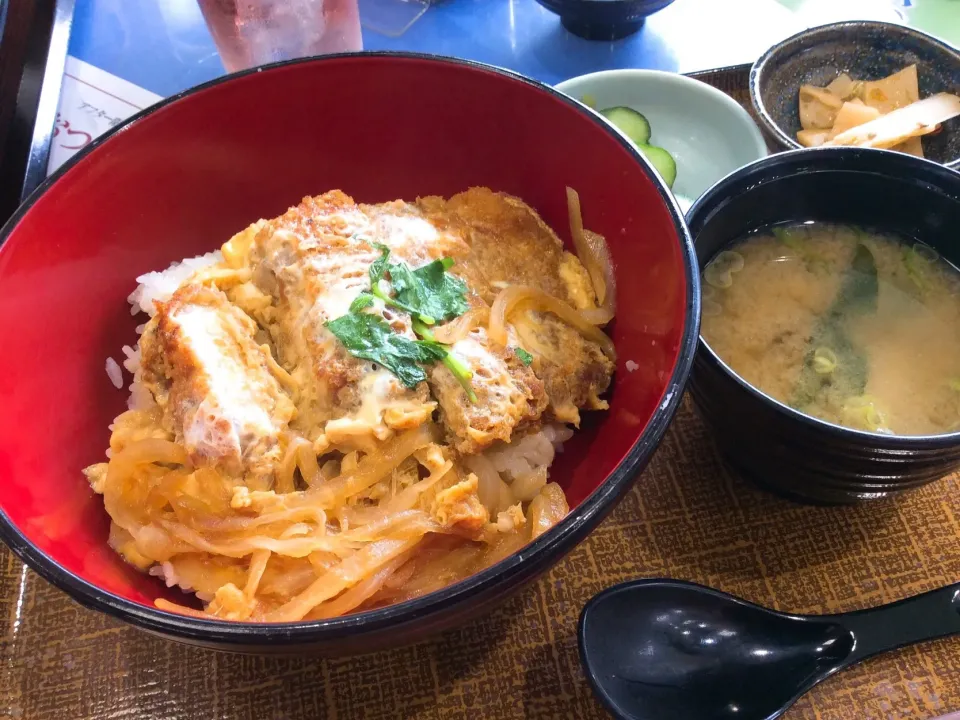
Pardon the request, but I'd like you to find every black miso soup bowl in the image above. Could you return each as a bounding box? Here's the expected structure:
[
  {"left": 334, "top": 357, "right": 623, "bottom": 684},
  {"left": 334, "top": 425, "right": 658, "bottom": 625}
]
[{"left": 686, "top": 147, "right": 960, "bottom": 504}]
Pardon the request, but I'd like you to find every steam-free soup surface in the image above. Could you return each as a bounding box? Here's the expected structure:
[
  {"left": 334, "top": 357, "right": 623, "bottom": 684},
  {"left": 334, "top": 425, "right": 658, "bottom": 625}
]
[{"left": 701, "top": 222, "right": 960, "bottom": 435}]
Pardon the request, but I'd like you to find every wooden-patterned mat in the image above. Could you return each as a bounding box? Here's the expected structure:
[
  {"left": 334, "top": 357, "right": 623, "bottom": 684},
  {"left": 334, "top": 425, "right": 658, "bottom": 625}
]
[{"left": 3, "top": 68, "right": 959, "bottom": 720}]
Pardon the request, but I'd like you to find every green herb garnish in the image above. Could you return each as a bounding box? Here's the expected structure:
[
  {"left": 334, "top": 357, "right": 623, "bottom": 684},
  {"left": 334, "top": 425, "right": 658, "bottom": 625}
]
[
  {"left": 349, "top": 293, "right": 375, "bottom": 312},
  {"left": 903, "top": 245, "right": 930, "bottom": 293},
  {"left": 413, "top": 319, "right": 477, "bottom": 402},
  {"left": 325, "top": 312, "right": 447, "bottom": 389},
  {"left": 327, "top": 243, "right": 477, "bottom": 399},
  {"left": 368, "top": 243, "right": 430, "bottom": 322},
  {"left": 515, "top": 347, "right": 534, "bottom": 365},
  {"left": 773, "top": 226, "right": 804, "bottom": 254},
  {"left": 774, "top": 226, "right": 828, "bottom": 273},
  {"left": 367, "top": 244, "right": 470, "bottom": 326},
  {"left": 392, "top": 256, "right": 470, "bottom": 324}
]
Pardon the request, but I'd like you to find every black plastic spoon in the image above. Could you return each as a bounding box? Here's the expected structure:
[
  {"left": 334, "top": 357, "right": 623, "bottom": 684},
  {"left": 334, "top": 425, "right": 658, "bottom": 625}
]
[{"left": 579, "top": 579, "right": 960, "bottom": 720}]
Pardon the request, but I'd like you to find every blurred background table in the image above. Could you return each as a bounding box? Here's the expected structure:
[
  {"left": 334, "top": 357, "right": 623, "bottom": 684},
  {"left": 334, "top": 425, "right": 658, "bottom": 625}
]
[
  {"left": 69, "top": 0, "right": 959, "bottom": 97},
  {"left": 40, "top": 0, "right": 960, "bottom": 178},
  {"left": 5, "top": 2, "right": 960, "bottom": 719}
]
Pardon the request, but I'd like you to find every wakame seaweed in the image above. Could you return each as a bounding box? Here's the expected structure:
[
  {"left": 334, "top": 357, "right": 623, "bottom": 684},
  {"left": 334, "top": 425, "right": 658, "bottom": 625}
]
[{"left": 791, "top": 243, "right": 879, "bottom": 411}]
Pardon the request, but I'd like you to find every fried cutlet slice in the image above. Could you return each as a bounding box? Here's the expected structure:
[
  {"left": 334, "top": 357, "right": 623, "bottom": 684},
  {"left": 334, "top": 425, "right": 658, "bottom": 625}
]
[
  {"left": 226, "top": 187, "right": 610, "bottom": 449},
  {"left": 429, "top": 325, "right": 548, "bottom": 454},
  {"left": 509, "top": 311, "right": 612, "bottom": 424},
  {"left": 418, "top": 188, "right": 614, "bottom": 425},
  {"left": 361, "top": 199, "right": 548, "bottom": 453},
  {"left": 238, "top": 191, "right": 435, "bottom": 443},
  {"left": 139, "top": 284, "right": 294, "bottom": 477}
]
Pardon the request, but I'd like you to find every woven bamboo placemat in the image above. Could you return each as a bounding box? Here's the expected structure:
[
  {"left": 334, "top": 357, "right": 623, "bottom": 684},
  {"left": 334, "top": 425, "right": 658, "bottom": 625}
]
[{"left": 3, "top": 66, "right": 959, "bottom": 720}]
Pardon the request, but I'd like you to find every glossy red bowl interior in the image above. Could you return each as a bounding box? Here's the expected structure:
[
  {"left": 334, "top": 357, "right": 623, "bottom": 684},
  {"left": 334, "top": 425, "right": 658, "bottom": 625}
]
[{"left": 0, "top": 54, "right": 697, "bottom": 651}]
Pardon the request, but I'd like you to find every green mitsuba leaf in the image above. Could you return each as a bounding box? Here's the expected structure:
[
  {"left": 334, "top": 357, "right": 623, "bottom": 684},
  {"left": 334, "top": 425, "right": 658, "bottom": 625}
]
[
  {"left": 325, "top": 312, "right": 446, "bottom": 389},
  {"left": 514, "top": 347, "right": 534, "bottom": 365},
  {"left": 390, "top": 257, "right": 470, "bottom": 324}
]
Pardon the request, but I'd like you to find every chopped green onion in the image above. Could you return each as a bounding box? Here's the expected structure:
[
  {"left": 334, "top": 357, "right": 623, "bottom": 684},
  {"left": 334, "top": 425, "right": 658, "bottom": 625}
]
[
  {"left": 515, "top": 347, "right": 534, "bottom": 365},
  {"left": 412, "top": 319, "right": 477, "bottom": 402},
  {"left": 813, "top": 347, "right": 838, "bottom": 375}
]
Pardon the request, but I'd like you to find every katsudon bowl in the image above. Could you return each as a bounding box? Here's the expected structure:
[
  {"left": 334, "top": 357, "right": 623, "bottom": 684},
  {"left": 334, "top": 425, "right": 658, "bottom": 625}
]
[{"left": 0, "top": 53, "right": 698, "bottom": 653}]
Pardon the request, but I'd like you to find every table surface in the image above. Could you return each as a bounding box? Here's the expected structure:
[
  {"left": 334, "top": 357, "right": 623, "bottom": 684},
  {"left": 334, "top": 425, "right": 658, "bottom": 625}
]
[
  {"left": 10, "top": 4, "right": 960, "bottom": 720},
  {"left": 68, "top": 0, "right": 959, "bottom": 98}
]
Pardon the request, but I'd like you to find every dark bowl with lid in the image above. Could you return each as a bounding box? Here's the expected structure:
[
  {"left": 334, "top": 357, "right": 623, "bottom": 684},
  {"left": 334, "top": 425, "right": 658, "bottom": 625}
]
[
  {"left": 533, "top": 0, "right": 676, "bottom": 41},
  {"left": 686, "top": 147, "right": 960, "bottom": 504}
]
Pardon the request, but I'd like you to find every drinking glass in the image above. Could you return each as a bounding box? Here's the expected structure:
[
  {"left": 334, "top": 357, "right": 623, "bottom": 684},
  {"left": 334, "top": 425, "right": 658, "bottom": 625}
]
[
  {"left": 197, "top": 0, "right": 363, "bottom": 73},
  {"left": 359, "top": 0, "right": 431, "bottom": 38}
]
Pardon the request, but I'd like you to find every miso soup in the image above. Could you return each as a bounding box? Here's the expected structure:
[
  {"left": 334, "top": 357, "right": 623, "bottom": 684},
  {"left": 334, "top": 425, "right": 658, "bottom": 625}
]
[{"left": 700, "top": 222, "right": 960, "bottom": 435}]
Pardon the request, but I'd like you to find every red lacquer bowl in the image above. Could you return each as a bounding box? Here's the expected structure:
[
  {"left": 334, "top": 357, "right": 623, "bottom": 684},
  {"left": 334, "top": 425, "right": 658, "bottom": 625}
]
[{"left": 0, "top": 54, "right": 698, "bottom": 653}]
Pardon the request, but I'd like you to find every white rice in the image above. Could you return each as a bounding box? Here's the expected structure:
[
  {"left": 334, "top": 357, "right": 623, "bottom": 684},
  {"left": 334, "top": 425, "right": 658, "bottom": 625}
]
[
  {"left": 149, "top": 561, "right": 182, "bottom": 588},
  {"left": 468, "top": 424, "right": 574, "bottom": 511},
  {"left": 120, "top": 343, "right": 153, "bottom": 410},
  {"left": 541, "top": 423, "right": 574, "bottom": 448},
  {"left": 625, "top": 360, "right": 639, "bottom": 372},
  {"left": 120, "top": 344, "right": 140, "bottom": 372},
  {"left": 112, "top": 252, "right": 223, "bottom": 410},
  {"left": 126, "top": 251, "right": 223, "bottom": 317},
  {"left": 148, "top": 562, "right": 213, "bottom": 601},
  {"left": 485, "top": 423, "right": 573, "bottom": 481},
  {"left": 105, "top": 358, "right": 123, "bottom": 389}
]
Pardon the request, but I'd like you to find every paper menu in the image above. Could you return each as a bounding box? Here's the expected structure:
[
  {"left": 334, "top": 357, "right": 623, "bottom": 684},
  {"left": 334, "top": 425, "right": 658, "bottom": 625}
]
[{"left": 47, "top": 57, "right": 163, "bottom": 176}]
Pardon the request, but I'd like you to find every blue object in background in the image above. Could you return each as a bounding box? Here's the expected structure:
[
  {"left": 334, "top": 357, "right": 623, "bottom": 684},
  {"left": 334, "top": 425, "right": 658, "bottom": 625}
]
[
  {"left": 531, "top": 0, "right": 677, "bottom": 42},
  {"left": 69, "top": 0, "right": 806, "bottom": 98}
]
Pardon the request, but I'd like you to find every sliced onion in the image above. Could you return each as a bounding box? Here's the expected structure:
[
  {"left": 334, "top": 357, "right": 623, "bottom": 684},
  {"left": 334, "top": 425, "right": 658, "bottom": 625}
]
[
  {"left": 583, "top": 229, "right": 616, "bottom": 322},
  {"left": 489, "top": 285, "right": 616, "bottom": 361},
  {"left": 528, "top": 482, "right": 569, "bottom": 539},
  {"left": 579, "top": 304, "right": 615, "bottom": 326},
  {"left": 296, "top": 440, "right": 322, "bottom": 487},
  {"left": 566, "top": 188, "right": 616, "bottom": 323},
  {"left": 464, "top": 454, "right": 502, "bottom": 516},
  {"left": 511, "top": 466, "right": 548, "bottom": 503},
  {"left": 307, "top": 551, "right": 411, "bottom": 620},
  {"left": 110, "top": 438, "right": 188, "bottom": 471},
  {"left": 243, "top": 549, "right": 271, "bottom": 599},
  {"left": 432, "top": 307, "right": 489, "bottom": 345},
  {"left": 566, "top": 187, "right": 603, "bottom": 303}
]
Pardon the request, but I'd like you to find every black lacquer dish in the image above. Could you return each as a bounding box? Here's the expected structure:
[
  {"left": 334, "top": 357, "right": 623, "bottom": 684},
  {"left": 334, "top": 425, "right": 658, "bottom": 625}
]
[{"left": 687, "top": 147, "right": 960, "bottom": 504}]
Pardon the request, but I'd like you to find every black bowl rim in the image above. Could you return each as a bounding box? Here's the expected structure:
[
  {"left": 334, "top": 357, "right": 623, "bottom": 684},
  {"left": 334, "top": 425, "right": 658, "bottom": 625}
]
[
  {"left": 0, "top": 51, "right": 701, "bottom": 646},
  {"left": 687, "top": 144, "right": 960, "bottom": 448},
  {"left": 748, "top": 19, "right": 960, "bottom": 169},
  {"left": 532, "top": 0, "right": 676, "bottom": 16}
]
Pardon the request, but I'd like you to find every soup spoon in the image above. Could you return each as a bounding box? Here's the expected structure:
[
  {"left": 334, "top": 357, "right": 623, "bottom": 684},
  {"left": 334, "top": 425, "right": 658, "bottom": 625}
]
[{"left": 579, "top": 579, "right": 960, "bottom": 720}]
